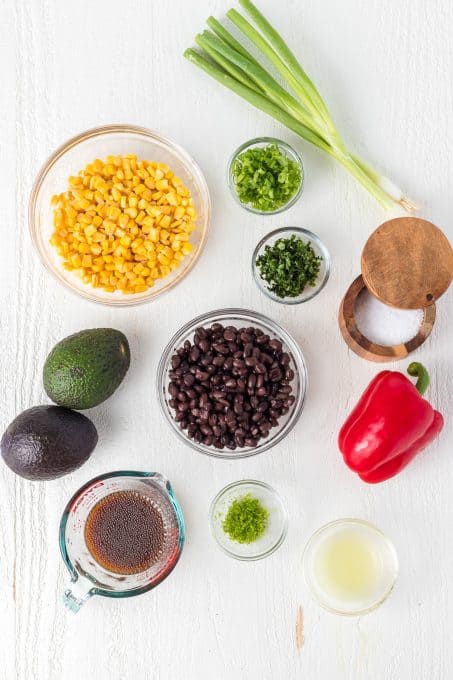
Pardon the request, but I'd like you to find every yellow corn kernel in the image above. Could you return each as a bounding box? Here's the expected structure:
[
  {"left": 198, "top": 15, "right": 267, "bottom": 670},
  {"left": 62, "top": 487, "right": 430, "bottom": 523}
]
[
  {"left": 157, "top": 253, "right": 170, "bottom": 266},
  {"left": 124, "top": 207, "right": 138, "bottom": 219},
  {"left": 135, "top": 210, "right": 146, "bottom": 225},
  {"left": 118, "top": 212, "right": 129, "bottom": 228},
  {"left": 173, "top": 205, "right": 185, "bottom": 220}
]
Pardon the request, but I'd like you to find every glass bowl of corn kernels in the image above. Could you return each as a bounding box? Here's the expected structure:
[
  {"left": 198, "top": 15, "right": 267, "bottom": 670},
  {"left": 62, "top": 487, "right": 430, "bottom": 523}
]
[{"left": 29, "top": 124, "right": 211, "bottom": 305}]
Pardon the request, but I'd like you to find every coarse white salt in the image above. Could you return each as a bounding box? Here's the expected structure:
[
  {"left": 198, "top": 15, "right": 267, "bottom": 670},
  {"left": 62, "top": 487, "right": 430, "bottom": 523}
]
[{"left": 354, "top": 289, "right": 424, "bottom": 346}]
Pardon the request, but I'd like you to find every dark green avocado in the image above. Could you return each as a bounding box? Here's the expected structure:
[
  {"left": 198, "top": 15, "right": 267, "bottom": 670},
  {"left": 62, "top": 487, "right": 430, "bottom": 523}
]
[
  {"left": 1, "top": 405, "right": 98, "bottom": 480},
  {"left": 43, "top": 328, "right": 130, "bottom": 410}
]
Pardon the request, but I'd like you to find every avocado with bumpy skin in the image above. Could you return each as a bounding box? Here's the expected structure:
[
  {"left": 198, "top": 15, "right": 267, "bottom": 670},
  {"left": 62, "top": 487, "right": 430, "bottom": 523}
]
[
  {"left": 43, "top": 328, "right": 130, "bottom": 410},
  {"left": 1, "top": 405, "right": 98, "bottom": 480}
]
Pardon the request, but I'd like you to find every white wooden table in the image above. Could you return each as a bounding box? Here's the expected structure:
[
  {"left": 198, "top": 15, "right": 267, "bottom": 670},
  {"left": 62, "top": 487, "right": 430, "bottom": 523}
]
[{"left": 1, "top": 1, "right": 452, "bottom": 678}]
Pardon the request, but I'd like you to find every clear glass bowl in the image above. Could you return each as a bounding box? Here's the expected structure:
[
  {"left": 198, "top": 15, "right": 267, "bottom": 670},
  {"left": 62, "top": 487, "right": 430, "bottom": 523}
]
[
  {"left": 29, "top": 124, "right": 211, "bottom": 306},
  {"left": 303, "top": 519, "right": 399, "bottom": 616},
  {"left": 252, "top": 227, "right": 331, "bottom": 305},
  {"left": 209, "top": 480, "right": 287, "bottom": 560},
  {"left": 157, "top": 308, "right": 307, "bottom": 459},
  {"left": 227, "top": 137, "right": 304, "bottom": 215}
]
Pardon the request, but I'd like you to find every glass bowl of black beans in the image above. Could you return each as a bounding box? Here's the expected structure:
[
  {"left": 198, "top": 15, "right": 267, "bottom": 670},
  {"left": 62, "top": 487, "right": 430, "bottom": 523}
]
[{"left": 157, "top": 308, "right": 307, "bottom": 459}]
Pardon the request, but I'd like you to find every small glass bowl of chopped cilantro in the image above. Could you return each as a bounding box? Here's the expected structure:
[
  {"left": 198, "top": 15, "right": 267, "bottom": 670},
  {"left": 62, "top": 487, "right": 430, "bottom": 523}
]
[
  {"left": 228, "top": 137, "right": 304, "bottom": 214},
  {"left": 209, "top": 480, "right": 287, "bottom": 560},
  {"left": 252, "top": 227, "right": 331, "bottom": 304}
]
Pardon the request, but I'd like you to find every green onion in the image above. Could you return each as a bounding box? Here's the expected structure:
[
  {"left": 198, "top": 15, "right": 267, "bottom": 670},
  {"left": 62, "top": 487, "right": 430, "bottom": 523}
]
[
  {"left": 256, "top": 234, "right": 322, "bottom": 298},
  {"left": 184, "top": 0, "right": 416, "bottom": 212},
  {"left": 231, "top": 143, "right": 302, "bottom": 212}
]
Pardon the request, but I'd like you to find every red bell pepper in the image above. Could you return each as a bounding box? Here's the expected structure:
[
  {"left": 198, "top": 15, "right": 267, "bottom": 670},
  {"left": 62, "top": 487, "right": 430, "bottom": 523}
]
[{"left": 339, "top": 362, "right": 444, "bottom": 484}]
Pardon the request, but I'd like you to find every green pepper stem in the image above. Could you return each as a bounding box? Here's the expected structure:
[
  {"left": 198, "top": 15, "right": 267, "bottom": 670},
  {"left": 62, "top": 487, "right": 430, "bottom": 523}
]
[{"left": 407, "top": 362, "right": 430, "bottom": 395}]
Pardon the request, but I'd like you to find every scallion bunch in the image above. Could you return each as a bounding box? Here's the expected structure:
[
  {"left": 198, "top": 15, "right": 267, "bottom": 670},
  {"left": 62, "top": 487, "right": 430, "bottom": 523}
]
[{"left": 184, "top": 0, "right": 416, "bottom": 212}]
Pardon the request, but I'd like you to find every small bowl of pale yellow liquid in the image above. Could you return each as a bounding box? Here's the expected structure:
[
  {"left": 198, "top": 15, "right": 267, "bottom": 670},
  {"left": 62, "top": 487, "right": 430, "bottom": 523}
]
[{"left": 303, "top": 519, "right": 399, "bottom": 615}]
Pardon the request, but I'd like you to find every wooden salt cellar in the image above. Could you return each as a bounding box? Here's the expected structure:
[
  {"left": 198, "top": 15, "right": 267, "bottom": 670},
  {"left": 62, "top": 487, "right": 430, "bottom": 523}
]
[{"left": 339, "top": 217, "right": 453, "bottom": 362}]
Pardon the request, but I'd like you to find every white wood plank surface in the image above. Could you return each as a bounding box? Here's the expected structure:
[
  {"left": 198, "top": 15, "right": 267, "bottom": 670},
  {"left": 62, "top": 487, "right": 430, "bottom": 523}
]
[{"left": 1, "top": 0, "right": 452, "bottom": 678}]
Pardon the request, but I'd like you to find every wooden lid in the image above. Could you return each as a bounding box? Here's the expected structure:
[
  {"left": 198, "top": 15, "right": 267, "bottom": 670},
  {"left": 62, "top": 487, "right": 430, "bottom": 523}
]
[{"left": 361, "top": 217, "right": 453, "bottom": 309}]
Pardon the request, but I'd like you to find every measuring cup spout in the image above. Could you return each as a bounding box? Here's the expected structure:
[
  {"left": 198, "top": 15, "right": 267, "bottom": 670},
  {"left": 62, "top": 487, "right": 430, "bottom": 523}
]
[{"left": 63, "top": 574, "right": 95, "bottom": 613}]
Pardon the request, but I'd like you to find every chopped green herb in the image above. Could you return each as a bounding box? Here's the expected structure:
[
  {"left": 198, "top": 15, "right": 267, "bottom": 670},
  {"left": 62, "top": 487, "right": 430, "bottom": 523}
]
[
  {"left": 256, "top": 234, "right": 322, "bottom": 298},
  {"left": 222, "top": 493, "right": 269, "bottom": 544},
  {"left": 231, "top": 143, "right": 302, "bottom": 212}
]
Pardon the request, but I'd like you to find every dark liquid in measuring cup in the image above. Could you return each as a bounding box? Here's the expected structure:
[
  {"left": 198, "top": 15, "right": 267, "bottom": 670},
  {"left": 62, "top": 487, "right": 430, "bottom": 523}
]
[{"left": 85, "top": 490, "right": 165, "bottom": 575}]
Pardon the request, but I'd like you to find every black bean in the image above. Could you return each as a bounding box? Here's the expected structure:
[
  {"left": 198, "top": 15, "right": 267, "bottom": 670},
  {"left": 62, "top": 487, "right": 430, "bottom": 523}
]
[
  {"left": 245, "top": 356, "right": 257, "bottom": 368},
  {"left": 224, "top": 329, "right": 236, "bottom": 342},
  {"left": 224, "top": 357, "right": 234, "bottom": 371},
  {"left": 183, "top": 373, "right": 195, "bottom": 387},
  {"left": 213, "top": 343, "right": 229, "bottom": 355},
  {"left": 168, "top": 383, "right": 179, "bottom": 397},
  {"left": 256, "top": 334, "right": 270, "bottom": 345},
  {"left": 171, "top": 355, "right": 181, "bottom": 369},
  {"left": 237, "top": 378, "right": 246, "bottom": 392},
  {"left": 256, "top": 386, "right": 268, "bottom": 397},
  {"left": 285, "top": 368, "right": 295, "bottom": 381},
  {"left": 189, "top": 346, "right": 200, "bottom": 362},
  {"left": 255, "top": 363, "right": 266, "bottom": 375},
  {"left": 198, "top": 339, "right": 210, "bottom": 353},
  {"left": 280, "top": 352, "right": 290, "bottom": 366},
  {"left": 269, "top": 338, "right": 282, "bottom": 352},
  {"left": 243, "top": 342, "right": 253, "bottom": 357}
]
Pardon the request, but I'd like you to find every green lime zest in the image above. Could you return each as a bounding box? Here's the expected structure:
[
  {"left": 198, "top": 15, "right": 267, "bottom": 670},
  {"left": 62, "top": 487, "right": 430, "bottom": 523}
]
[
  {"left": 222, "top": 493, "right": 269, "bottom": 544},
  {"left": 232, "top": 143, "right": 302, "bottom": 212}
]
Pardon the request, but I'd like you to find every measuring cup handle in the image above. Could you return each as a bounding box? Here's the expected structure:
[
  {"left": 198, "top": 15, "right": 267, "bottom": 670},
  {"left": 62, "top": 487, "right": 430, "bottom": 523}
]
[{"left": 63, "top": 575, "right": 95, "bottom": 613}]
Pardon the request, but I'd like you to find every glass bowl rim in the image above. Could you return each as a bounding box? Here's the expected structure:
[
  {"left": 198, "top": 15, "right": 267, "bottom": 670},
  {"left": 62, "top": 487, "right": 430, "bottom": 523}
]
[
  {"left": 302, "top": 517, "right": 399, "bottom": 616},
  {"left": 156, "top": 307, "right": 308, "bottom": 459},
  {"left": 28, "top": 123, "right": 211, "bottom": 307},
  {"left": 59, "top": 470, "right": 185, "bottom": 599},
  {"left": 227, "top": 136, "right": 304, "bottom": 215},
  {"left": 252, "top": 226, "right": 331, "bottom": 305},
  {"left": 209, "top": 479, "right": 288, "bottom": 561}
]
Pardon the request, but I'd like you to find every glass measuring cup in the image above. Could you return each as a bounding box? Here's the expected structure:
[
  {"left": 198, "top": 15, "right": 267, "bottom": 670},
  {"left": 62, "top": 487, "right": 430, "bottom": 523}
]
[{"left": 59, "top": 470, "right": 185, "bottom": 613}]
